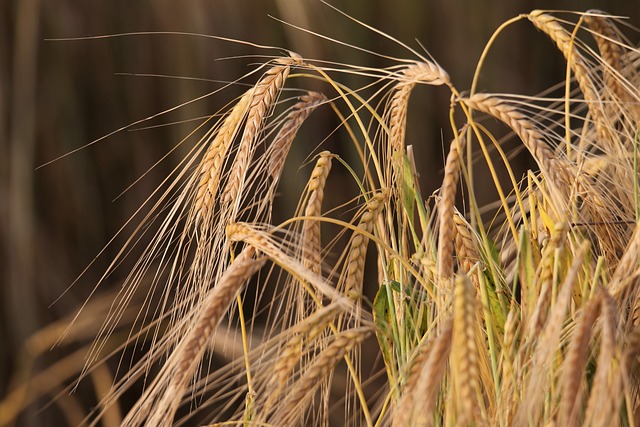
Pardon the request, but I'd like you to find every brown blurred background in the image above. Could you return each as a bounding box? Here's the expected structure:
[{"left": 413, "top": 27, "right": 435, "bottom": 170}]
[{"left": 2, "top": 0, "right": 639, "bottom": 425}]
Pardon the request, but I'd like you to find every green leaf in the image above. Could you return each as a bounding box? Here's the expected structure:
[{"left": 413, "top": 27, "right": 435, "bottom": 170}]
[{"left": 373, "top": 285, "right": 396, "bottom": 375}]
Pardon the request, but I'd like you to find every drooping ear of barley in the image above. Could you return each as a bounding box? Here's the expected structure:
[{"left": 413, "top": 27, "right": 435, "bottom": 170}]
[
  {"left": 528, "top": 10, "right": 613, "bottom": 146},
  {"left": 194, "top": 88, "right": 254, "bottom": 225},
  {"left": 259, "top": 300, "right": 353, "bottom": 419},
  {"left": 584, "top": 10, "right": 627, "bottom": 103},
  {"left": 263, "top": 334, "right": 304, "bottom": 413},
  {"left": 268, "top": 93, "right": 328, "bottom": 183},
  {"left": 270, "top": 327, "right": 372, "bottom": 426},
  {"left": 463, "top": 94, "right": 573, "bottom": 192},
  {"left": 256, "top": 91, "right": 327, "bottom": 223},
  {"left": 387, "top": 61, "right": 449, "bottom": 194},
  {"left": 226, "top": 222, "right": 349, "bottom": 305},
  {"left": 222, "top": 58, "right": 295, "bottom": 218},
  {"left": 463, "top": 92, "right": 631, "bottom": 261},
  {"left": 122, "top": 248, "right": 265, "bottom": 427},
  {"left": 388, "top": 61, "right": 450, "bottom": 155}
]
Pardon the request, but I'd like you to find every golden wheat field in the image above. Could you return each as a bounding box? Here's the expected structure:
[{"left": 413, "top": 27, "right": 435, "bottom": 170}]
[{"left": 4, "top": 3, "right": 640, "bottom": 426}]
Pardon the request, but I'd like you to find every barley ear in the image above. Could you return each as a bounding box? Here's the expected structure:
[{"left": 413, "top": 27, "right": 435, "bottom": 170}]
[
  {"left": 302, "top": 151, "right": 333, "bottom": 273},
  {"left": 389, "top": 61, "right": 450, "bottom": 154},
  {"left": 559, "top": 291, "right": 602, "bottom": 427},
  {"left": 392, "top": 319, "right": 454, "bottom": 427},
  {"left": 194, "top": 88, "right": 253, "bottom": 224},
  {"left": 268, "top": 92, "right": 327, "bottom": 182},
  {"left": 263, "top": 334, "right": 304, "bottom": 413},
  {"left": 123, "top": 248, "right": 265, "bottom": 427},
  {"left": 527, "top": 221, "right": 569, "bottom": 341},
  {"left": 584, "top": 288, "right": 621, "bottom": 427},
  {"left": 344, "top": 191, "right": 388, "bottom": 297},
  {"left": 437, "top": 132, "right": 466, "bottom": 288},
  {"left": 528, "top": 10, "right": 611, "bottom": 144},
  {"left": 223, "top": 60, "right": 294, "bottom": 216},
  {"left": 451, "top": 274, "right": 481, "bottom": 425},
  {"left": 272, "top": 328, "right": 371, "bottom": 425},
  {"left": 463, "top": 94, "right": 573, "bottom": 191},
  {"left": 584, "top": 10, "right": 627, "bottom": 102},
  {"left": 518, "top": 240, "right": 590, "bottom": 426}
]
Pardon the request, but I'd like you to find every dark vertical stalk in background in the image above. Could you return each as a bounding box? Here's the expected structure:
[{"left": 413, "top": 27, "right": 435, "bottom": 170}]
[{"left": 5, "top": 0, "right": 42, "bottom": 425}]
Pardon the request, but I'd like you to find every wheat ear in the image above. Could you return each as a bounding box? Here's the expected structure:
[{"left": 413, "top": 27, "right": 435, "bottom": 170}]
[
  {"left": 527, "top": 221, "right": 569, "bottom": 340},
  {"left": 528, "top": 10, "right": 610, "bottom": 142},
  {"left": 344, "top": 191, "right": 388, "bottom": 296},
  {"left": 392, "top": 319, "right": 454, "bottom": 427},
  {"left": 272, "top": 327, "right": 371, "bottom": 425},
  {"left": 584, "top": 10, "right": 626, "bottom": 102},
  {"left": 194, "top": 88, "right": 254, "bottom": 223},
  {"left": 302, "top": 151, "right": 333, "bottom": 273},
  {"left": 451, "top": 274, "right": 481, "bottom": 425},
  {"left": 463, "top": 94, "right": 573, "bottom": 188},
  {"left": 122, "top": 248, "right": 264, "bottom": 427},
  {"left": 518, "top": 240, "right": 591, "bottom": 426},
  {"left": 437, "top": 133, "right": 466, "bottom": 286},
  {"left": 388, "top": 61, "right": 450, "bottom": 154},
  {"left": 268, "top": 92, "right": 327, "bottom": 181},
  {"left": 584, "top": 288, "right": 620, "bottom": 427},
  {"left": 223, "top": 59, "right": 295, "bottom": 214},
  {"left": 559, "top": 291, "right": 602, "bottom": 427}
]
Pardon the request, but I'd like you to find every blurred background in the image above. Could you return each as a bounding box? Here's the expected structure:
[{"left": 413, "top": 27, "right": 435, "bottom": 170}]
[{"left": 2, "top": 0, "right": 639, "bottom": 425}]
